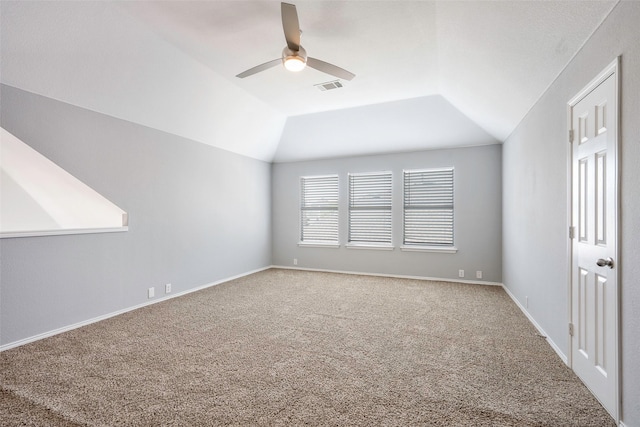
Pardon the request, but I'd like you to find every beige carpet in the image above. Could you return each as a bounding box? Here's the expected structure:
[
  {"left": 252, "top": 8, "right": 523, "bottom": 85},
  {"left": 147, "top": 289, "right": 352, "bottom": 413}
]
[{"left": 1, "top": 269, "right": 614, "bottom": 426}]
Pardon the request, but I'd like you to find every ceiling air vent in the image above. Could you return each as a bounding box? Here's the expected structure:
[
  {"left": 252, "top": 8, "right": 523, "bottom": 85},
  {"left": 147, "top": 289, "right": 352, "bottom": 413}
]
[{"left": 315, "top": 80, "right": 343, "bottom": 91}]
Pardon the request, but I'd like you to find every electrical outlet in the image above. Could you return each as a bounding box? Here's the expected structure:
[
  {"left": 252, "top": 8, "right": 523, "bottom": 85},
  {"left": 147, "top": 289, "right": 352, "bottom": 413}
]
[
  {"left": 476, "top": 271, "right": 483, "bottom": 279},
  {"left": 458, "top": 269, "right": 465, "bottom": 278},
  {"left": 165, "top": 283, "right": 171, "bottom": 294},
  {"left": 148, "top": 287, "right": 155, "bottom": 299},
  {"left": 293, "top": 258, "right": 298, "bottom": 266},
  {"left": 526, "top": 296, "right": 529, "bottom": 308}
]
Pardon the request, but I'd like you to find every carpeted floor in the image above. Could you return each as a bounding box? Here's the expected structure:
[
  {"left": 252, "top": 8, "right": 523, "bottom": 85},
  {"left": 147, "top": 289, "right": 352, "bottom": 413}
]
[{"left": 1, "top": 269, "right": 614, "bottom": 426}]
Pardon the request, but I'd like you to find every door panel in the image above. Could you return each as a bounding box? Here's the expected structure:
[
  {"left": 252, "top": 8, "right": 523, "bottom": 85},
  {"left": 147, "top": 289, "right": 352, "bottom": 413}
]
[{"left": 570, "top": 65, "right": 618, "bottom": 421}]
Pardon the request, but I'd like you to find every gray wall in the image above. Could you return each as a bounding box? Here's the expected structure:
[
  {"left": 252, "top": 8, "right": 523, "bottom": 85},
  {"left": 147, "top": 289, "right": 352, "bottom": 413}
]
[
  {"left": 272, "top": 145, "right": 502, "bottom": 283},
  {"left": 502, "top": 2, "right": 640, "bottom": 425},
  {"left": 0, "top": 84, "right": 272, "bottom": 347}
]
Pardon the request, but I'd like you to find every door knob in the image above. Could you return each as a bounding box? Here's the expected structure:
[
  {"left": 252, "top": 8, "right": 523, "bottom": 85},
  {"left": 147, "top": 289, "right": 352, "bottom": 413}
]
[{"left": 596, "top": 257, "right": 614, "bottom": 268}]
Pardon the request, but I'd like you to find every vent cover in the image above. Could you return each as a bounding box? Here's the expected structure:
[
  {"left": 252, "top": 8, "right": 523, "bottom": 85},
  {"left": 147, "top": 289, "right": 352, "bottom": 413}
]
[{"left": 315, "top": 80, "right": 343, "bottom": 91}]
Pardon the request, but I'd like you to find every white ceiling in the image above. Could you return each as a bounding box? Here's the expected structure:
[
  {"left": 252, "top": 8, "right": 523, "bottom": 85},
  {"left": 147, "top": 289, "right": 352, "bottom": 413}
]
[
  {"left": 1, "top": 1, "right": 618, "bottom": 162},
  {"left": 119, "top": 1, "right": 442, "bottom": 116},
  {"left": 274, "top": 95, "right": 498, "bottom": 162}
]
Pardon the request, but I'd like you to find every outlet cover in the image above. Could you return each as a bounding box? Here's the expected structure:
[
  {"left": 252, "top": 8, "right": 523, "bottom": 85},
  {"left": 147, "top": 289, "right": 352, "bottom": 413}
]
[
  {"left": 458, "top": 269, "right": 465, "bottom": 278},
  {"left": 165, "top": 283, "right": 171, "bottom": 294},
  {"left": 293, "top": 258, "right": 298, "bottom": 266},
  {"left": 148, "top": 287, "right": 155, "bottom": 299},
  {"left": 476, "top": 271, "right": 483, "bottom": 279}
]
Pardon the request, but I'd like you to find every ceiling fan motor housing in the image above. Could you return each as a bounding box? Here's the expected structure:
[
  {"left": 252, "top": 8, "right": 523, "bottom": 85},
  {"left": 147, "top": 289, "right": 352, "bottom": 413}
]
[{"left": 282, "top": 46, "right": 307, "bottom": 71}]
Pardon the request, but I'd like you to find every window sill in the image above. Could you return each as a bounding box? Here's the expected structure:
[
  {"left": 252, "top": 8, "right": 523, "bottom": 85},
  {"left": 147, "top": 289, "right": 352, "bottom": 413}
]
[
  {"left": 346, "top": 243, "right": 394, "bottom": 251},
  {"left": 298, "top": 242, "right": 340, "bottom": 248},
  {"left": 400, "top": 245, "right": 458, "bottom": 254}
]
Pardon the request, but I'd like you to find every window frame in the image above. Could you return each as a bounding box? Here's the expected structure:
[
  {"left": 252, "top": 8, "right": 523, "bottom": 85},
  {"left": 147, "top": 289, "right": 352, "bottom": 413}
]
[
  {"left": 346, "top": 171, "right": 394, "bottom": 250},
  {"left": 401, "top": 167, "right": 457, "bottom": 253},
  {"left": 298, "top": 174, "right": 340, "bottom": 248}
]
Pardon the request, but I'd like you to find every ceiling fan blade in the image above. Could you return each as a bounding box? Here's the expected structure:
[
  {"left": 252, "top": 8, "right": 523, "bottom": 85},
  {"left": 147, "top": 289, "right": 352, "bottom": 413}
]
[
  {"left": 236, "top": 58, "right": 281, "bottom": 78},
  {"left": 307, "top": 57, "right": 355, "bottom": 81},
  {"left": 281, "top": 3, "right": 301, "bottom": 51}
]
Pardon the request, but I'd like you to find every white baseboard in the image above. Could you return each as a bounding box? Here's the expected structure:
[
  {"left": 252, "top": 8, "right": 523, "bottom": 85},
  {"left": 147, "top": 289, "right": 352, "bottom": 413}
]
[
  {"left": 0, "top": 266, "right": 271, "bottom": 352},
  {"left": 272, "top": 265, "right": 503, "bottom": 286},
  {"left": 500, "top": 285, "right": 568, "bottom": 364}
]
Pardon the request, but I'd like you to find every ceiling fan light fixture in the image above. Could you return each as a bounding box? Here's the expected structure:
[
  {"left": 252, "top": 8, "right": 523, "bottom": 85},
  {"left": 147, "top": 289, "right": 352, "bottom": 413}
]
[
  {"left": 282, "top": 46, "right": 307, "bottom": 72},
  {"left": 283, "top": 56, "right": 306, "bottom": 72}
]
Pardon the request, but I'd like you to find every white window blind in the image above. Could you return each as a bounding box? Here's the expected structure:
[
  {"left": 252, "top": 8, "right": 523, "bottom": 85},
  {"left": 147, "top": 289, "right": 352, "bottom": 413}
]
[
  {"left": 300, "top": 175, "right": 339, "bottom": 243},
  {"left": 403, "top": 168, "right": 454, "bottom": 247},
  {"left": 348, "top": 172, "right": 392, "bottom": 245}
]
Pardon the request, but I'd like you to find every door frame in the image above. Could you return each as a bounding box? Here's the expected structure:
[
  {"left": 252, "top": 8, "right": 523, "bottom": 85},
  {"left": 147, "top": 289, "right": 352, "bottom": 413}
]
[{"left": 566, "top": 56, "right": 621, "bottom": 423}]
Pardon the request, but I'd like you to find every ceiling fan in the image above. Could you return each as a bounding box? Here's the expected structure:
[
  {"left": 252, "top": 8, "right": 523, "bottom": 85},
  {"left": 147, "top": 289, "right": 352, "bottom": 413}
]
[{"left": 236, "top": 2, "right": 355, "bottom": 81}]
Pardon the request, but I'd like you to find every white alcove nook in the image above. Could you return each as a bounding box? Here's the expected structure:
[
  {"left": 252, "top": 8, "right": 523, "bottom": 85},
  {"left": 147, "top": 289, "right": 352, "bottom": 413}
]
[{"left": 0, "top": 127, "right": 128, "bottom": 238}]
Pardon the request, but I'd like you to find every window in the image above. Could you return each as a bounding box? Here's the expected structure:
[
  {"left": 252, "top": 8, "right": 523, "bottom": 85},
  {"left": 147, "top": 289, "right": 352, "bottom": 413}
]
[
  {"left": 348, "top": 172, "right": 393, "bottom": 248},
  {"left": 300, "top": 175, "right": 339, "bottom": 246},
  {"left": 403, "top": 168, "right": 455, "bottom": 251}
]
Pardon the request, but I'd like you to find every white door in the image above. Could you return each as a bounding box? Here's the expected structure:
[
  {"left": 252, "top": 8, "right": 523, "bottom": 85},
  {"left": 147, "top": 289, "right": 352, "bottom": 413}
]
[{"left": 569, "top": 59, "right": 619, "bottom": 421}]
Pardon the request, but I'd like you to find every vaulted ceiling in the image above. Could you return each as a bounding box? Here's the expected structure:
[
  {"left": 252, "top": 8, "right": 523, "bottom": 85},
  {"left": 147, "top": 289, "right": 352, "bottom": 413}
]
[{"left": 1, "top": 1, "right": 617, "bottom": 162}]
